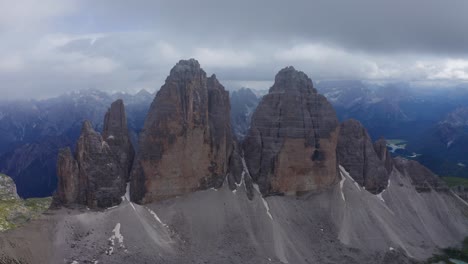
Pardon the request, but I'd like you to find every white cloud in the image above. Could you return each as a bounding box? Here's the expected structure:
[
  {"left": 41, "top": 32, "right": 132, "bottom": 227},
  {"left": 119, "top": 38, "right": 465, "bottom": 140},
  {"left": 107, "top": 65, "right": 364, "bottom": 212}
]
[
  {"left": 430, "top": 59, "right": 468, "bottom": 80},
  {"left": 192, "top": 48, "right": 256, "bottom": 68},
  {"left": 0, "top": 0, "right": 78, "bottom": 32},
  {"left": 0, "top": 55, "right": 24, "bottom": 72}
]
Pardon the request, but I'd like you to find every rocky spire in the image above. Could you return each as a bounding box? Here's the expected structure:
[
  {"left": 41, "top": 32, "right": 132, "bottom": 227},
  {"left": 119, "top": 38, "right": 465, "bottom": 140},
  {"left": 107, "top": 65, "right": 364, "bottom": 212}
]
[
  {"left": 373, "top": 137, "right": 394, "bottom": 173},
  {"left": 130, "top": 59, "right": 233, "bottom": 203},
  {"left": 243, "top": 66, "right": 339, "bottom": 196},
  {"left": 54, "top": 100, "right": 134, "bottom": 208},
  {"left": 102, "top": 99, "right": 135, "bottom": 180},
  {"left": 55, "top": 148, "right": 79, "bottom": 205},
  {"left": 337, "top": 119, "right": 390, "bottom": 194}
]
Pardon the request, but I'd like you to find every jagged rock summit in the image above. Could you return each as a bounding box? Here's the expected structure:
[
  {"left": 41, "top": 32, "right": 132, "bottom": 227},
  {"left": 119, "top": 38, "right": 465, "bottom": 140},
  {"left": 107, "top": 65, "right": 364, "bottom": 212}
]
[
  {"left": 54, "top": 100, "right": 134, "bottom": 208},
  {"left": 130, "top": 59, "right": 233, "bottom": 203},
  {"left": 244, "top": 66, "right": 340, "bottom": 195},
  {"left": 337, "top": 119, "right": 390, "bottom": 194}
]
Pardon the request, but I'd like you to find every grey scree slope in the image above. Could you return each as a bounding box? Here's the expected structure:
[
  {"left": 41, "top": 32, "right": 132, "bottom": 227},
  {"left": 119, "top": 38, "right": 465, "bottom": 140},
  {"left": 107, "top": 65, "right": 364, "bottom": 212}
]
[{"left": 0, "top": 164, "right": 467, "bottom": 264}]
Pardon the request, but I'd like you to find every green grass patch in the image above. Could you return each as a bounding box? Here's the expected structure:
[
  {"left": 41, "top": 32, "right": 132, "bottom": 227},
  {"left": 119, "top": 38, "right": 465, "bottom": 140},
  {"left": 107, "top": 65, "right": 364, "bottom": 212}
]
[
  {"left": 442, "top": 177, "right": 468, "bottom": 188},
  {"left": 0, "top": 197, "right": 51, "bottom": 232}
]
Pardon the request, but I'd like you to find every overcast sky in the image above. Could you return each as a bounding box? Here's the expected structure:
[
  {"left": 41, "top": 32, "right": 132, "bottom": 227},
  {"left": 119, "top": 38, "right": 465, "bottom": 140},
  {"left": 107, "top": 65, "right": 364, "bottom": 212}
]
[{"left": 1, "top": 0, "right": 468, "bottom": 100}]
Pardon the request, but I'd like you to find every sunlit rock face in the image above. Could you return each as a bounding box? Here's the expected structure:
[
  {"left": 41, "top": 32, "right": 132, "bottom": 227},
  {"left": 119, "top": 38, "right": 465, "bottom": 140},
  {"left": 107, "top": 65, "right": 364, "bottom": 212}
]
[
  {"left": 130, "top": 59, "right": 233, "bottom": 203},
  {"left": 244, "top": 66, "right": 340, "bottom": 196}
]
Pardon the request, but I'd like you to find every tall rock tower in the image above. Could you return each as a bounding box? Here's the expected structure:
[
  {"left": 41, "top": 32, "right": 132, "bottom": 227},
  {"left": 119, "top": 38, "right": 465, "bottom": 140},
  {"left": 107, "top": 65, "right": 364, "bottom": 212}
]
[
  {"left": 54, "top": 100, "right": 134, "bottom": 208},
  {"left": 130, "top": 59, "right": 233, "bottom": 203},
  {"left": 244, "top": 66, "right": 340, "bottom": 195}
]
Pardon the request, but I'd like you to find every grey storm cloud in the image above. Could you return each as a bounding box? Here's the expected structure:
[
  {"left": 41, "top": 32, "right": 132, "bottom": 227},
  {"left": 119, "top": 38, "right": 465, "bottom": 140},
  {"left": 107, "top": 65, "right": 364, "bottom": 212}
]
[{"left": 1, "top": 0, "right": 468, "bottom": 100}]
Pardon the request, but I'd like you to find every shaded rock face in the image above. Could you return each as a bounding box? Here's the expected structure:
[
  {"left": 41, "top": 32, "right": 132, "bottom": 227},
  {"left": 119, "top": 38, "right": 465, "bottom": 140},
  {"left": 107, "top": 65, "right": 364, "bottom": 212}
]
[
  {"left": 393, "top": 157, "right": 448, "bottom": 192},
  {"left": 54, "top": 100, "right": 135, "bottom": 208},
  {"left": 102, "top": 99, "right": 135, "bottom": 181},
  {"left": 243, "top": 66, "right": 339, "bottom": 196},
  {"left": 337, "top": 119, "right": 390, "bottom": 194},
  {"left": 131, "top": 59, "right": 233, "bottom": 203}
]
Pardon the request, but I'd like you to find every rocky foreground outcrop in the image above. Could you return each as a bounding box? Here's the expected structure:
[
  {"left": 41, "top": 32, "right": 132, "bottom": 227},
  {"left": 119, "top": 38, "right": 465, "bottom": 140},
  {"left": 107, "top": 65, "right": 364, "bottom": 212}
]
[
  {"left": 244, "top": 66, "right": 340, "bottom": 196},
  {"left": 54, "top": 100, "right": 134, "bottom": 208},
  {"left": 0, "top": 174, "right": 19, "bottom": 201},
  {"left": 0, "top": 174, "right": 51, "bottom": 232},
  {"left": 130, "top": 59, "right": 233, "bottom": 203},
  {"left": 337, "top": 119, "right": 390, "bottom": 194}
]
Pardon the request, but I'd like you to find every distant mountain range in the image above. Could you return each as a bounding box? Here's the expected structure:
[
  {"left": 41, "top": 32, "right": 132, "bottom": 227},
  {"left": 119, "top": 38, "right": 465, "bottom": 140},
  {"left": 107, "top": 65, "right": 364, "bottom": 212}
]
[
  {"left": 1, "top": 59, "right": 466, "bottom": 264},
  {"left": 0, "top": 89, "right": 154, "bottom": 198},
  {"left": 2, "top": 79, "right": 468, "bottom": 199},
  {"left": 316, "top": 80, "right": 468, "bottom": 178}
]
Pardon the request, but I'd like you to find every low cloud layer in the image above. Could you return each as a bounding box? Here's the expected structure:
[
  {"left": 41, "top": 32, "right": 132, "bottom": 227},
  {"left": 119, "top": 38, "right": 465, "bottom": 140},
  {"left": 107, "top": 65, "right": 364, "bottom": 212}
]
[{"left": 1, "top": 0, "right": 468, "bottom": 100}]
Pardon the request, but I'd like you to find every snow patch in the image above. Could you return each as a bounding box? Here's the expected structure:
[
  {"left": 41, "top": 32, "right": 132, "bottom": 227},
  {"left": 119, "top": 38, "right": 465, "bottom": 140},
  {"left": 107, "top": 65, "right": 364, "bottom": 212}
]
[
  {"left": 124, "top": 182, "right": 130, "bottom": 201},
  {"left": 146, "top": 207, "right": 168, "bottom": 227},
  {"left": 339, "top": 172, "right": 346, "bottom": 202},
  {"left": 106, "top": 223, "right": 125, "bottom": 255},
  {"left": 232, "top": 171, "right": 246, "bottom": 194},
  {"left": 339, "top": 165, "right": 361, "bottom": 191},
  {"left": 253, "top": 183, "right": 273, "bottom": 220},
  {"left": 451, "top": 190, "right": 468, "bottom": 208},
  {"left": 262, "top": 198, "right": 273, "bottom": 220},
  {"left": 376, "top": 179, "right": 391, "bottom": 203},
  {"left": 376, "top": 192, "right": 385, "bottom": 203}
]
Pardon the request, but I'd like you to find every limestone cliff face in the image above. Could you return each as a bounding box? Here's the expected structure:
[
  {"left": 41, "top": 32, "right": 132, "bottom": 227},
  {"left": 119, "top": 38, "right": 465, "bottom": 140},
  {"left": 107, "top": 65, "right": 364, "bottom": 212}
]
[
  {"left": 130, "top": 59, "right": 233, "bottom": 203},
  {"left": 54, "top": 100, "right": 134, "bottom": 208},
  {"left": 337, "top": 119, "right": 390, "bottom": 194},
  {"left": 243, "top": 66, "right": 339, "bottom": 196},
  {"left": 102, "top": 99, "right": 135, "bottom": 181}
]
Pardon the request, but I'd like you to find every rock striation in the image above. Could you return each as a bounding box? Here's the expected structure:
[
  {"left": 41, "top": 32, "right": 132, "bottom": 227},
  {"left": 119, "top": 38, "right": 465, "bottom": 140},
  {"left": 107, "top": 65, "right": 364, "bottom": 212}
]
[
  {"left": 243, "top": 66, "right": 339, "bottom": 196},
  {"left": 54, "top": 100, "right": 134, "bottom": 208},
  {"left": 337, "top": 119, "right": 390, "bottom": 194},
  {"left": 130, "top": 59, "right": 233, "bottom": 203}
]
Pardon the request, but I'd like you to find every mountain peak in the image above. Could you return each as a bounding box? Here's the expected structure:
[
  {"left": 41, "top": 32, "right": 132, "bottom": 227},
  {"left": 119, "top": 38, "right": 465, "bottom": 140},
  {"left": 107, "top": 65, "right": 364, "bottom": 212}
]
[
  {"left": 270, "top": 66, "right": 316, "bottom": 94},
  {"left": 168, "top": 59, "right": 204, "bottom": 81},
  {"left": 81, "top": 120, "right": 94, "bottom": 134}
]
